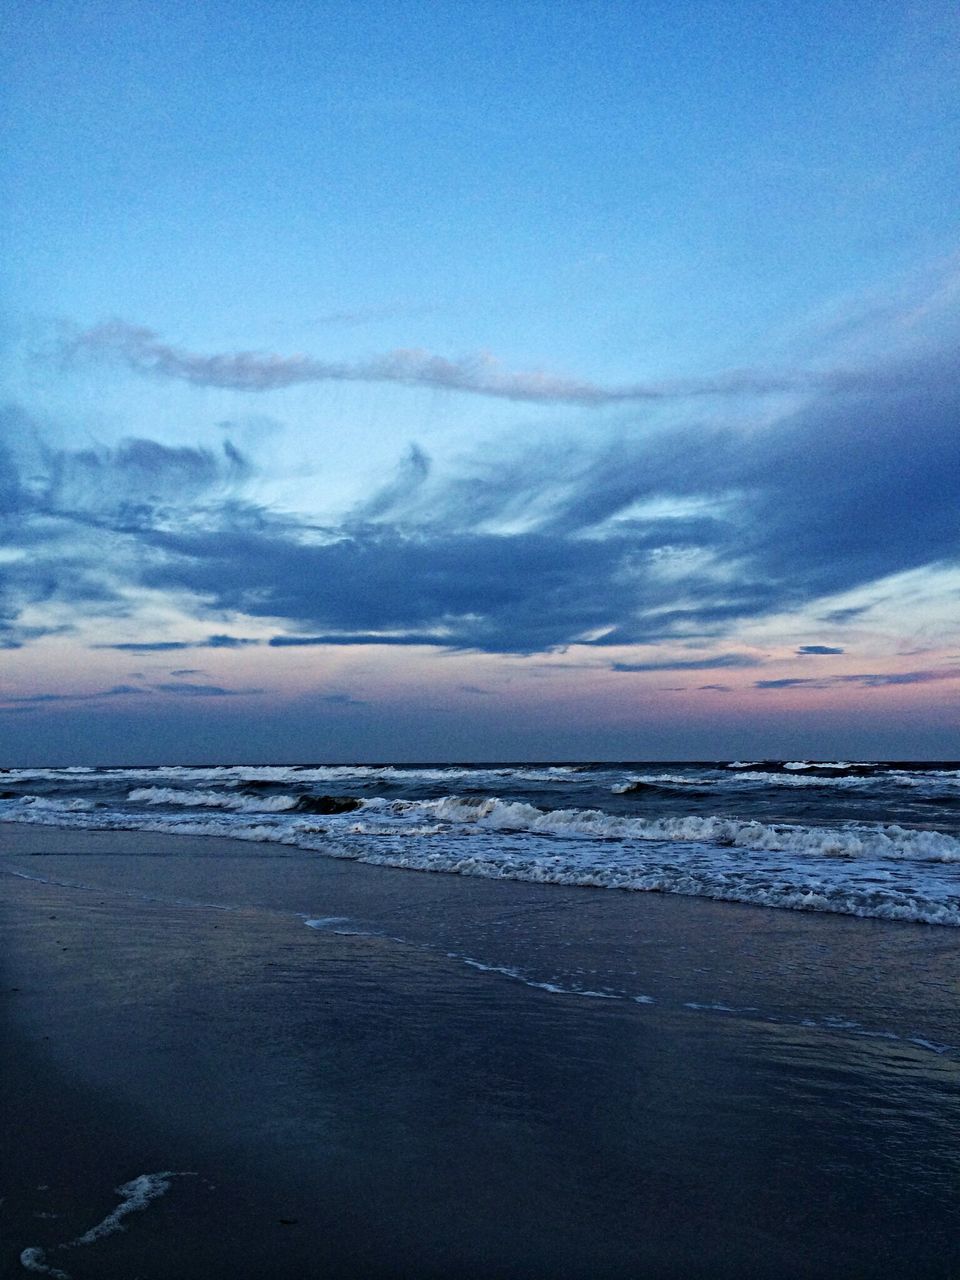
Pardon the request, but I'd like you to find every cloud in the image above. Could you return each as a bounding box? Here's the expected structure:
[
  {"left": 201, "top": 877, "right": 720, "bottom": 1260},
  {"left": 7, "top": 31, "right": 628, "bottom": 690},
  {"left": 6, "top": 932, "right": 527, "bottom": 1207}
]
[
  {"left": 38, "top": 434, "right": 249, "bottom": 527},
  {"left": 0, "top": 685, "right": 145, "bottom": 709},
  {"left": 52, "top": 340, "right": 957, "bottom": 654},
  {"left": 98, "top": 635, "right": 260, "bottom": 652},
  {"left": 147, "top": 523, "right": 716, "bottom": 654},
  {"left": 0, "top": 405, "right": 253, "bottom": 640},
  {"left": 267, "top": 630, "right": 469, "bottom": 647},
  {"left": 755, "top": 678, "right": 816, "bottom": 689},
  {"left": 63, "top": 320, "right": 912, "bottom": 407},
  {"left": 850, "top": 669, "right": 960, "bottom": 687},
  {"left": 351, "top": 445, "right": 430, "bottom": 522},
  {"left": 755, "top": 668, "right": 960, "bottom": 690},
  {"left": 820, "top": 604, "right": 873, "bottom": 623},
  {"left": 612, "top": 654, "right": 761, "bottom": 673},
  {"left": 205, "top": 633, "right": 259, "bottom": 648},
  {"left": 104, "top": 641, "right": 193, "bottom": 652},
  {"left": 797, "top": 645, "right": 845, "bottom": 655},
  {"left": 3, "top": 336, "right": 959, "bottom": 661},
  {"left": 0, "top": 680, "right": 264, "bottom": 709},
  {"left": 154, "top": 682, "right": 261, "bottom": 697}
]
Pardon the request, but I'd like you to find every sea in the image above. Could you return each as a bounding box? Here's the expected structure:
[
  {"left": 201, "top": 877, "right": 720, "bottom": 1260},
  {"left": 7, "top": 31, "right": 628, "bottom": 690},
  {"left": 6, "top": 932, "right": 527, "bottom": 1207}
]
[
  {"left": 2, "top": 758, "right": 959, "bottom": 927},
  {"left": 4, "top": 761, "right": 960, "bottom": 1277}
]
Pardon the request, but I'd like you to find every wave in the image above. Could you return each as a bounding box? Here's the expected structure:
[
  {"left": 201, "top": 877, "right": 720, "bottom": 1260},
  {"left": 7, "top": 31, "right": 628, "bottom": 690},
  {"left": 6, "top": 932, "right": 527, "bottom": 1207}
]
[
  {"left": 6, "top": 787, "right": 960, "bottom": 863},
  {"left": 620, "top": 768, "right": 960, "bottom": 794},
  {"left": 613, "top": 777, "right": 713, "bottom": 795},
  {"left": 727, "top": 760, "right": 880, "bottom": 776},
  {"left": 707, "top": 770, "right": 882, "bottom": 790},
  {"left": 10, "top": 796, "right": 96, "bottom": 813},
  {"left": 727, "top": 760, "right": 960, "bottom": 780},
  {"left": 3, "top": 762, "right": 585, "bottom": 788},
  {"left": 3, "top": 791, "right": 960, "bottom": 926},
  {"left": 127, "top": 786, "right": 304, "bottom": 811},
  {"left": 125, "top": 786, "right": 364, "bottom": 815},
  {"left": 369, "top": 795, "right": 960, "bottom": 863}
]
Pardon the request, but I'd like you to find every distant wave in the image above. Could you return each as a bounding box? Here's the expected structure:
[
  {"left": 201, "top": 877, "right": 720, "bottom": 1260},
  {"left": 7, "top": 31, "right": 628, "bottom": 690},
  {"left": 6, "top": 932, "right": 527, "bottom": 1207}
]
[
  {"left": 613, "top": 777, "right": 712, "bottom": 796},
  {"left": 1, "top": 762, "right": 584, "bottom": 788}
]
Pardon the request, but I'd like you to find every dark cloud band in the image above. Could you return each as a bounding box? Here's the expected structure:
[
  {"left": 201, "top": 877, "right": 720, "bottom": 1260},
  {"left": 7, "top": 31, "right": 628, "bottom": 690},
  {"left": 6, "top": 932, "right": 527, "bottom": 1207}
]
[{"left": 3, "top": 339, "right": 958, "bottom": 659}]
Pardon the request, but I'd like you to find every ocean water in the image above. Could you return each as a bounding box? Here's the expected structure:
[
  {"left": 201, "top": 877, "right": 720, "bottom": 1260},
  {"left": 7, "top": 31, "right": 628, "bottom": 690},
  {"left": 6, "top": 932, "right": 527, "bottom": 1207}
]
[
  {"left": 2, "top": 759, "right": 959, "bottom": 927},
  {"left": 3, "top": 767, "right": 960, "bottom": 1277}
]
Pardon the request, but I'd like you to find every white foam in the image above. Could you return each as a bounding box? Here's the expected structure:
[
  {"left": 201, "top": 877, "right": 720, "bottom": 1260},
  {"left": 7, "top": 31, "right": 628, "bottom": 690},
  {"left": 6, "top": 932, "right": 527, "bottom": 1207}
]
[
  {"left": 710, "top": 769, "right": 960, "bottom": 793},
  {"left": 127, "top": 786, "right": 304, "bottom": 812},
  {"left": 307, "top": 926, "right": 952, "bottom": 1054},
  {"left": 783, "top": 761, "right": 872, "bottom": 771},
  {"left": 457, "top": 956, "right": 626, "bottom": 1000},
  {"left": 908, "top": 1036, "right": 952, "bottom": 1054},
  {"left": 11, "top": 797, "right": 95, "bottom": 813},
  {"left": 6, "top": 763, "right": 581, "bottom": 789},
  {"left": 386, "top": 796, "right": 960, "bottom": 863},
  {"left": 704, "top": 770, "right": 876, "bottom": 790},
  {"left": 71, "top": 1173, "right": 185, "bottom": 1246},
  {"left": 19, "top": 1249, "right": 69, "bottom": 1279},
  {"left": 19, "top": 1172, "right": 194, "bottom": 1280}
]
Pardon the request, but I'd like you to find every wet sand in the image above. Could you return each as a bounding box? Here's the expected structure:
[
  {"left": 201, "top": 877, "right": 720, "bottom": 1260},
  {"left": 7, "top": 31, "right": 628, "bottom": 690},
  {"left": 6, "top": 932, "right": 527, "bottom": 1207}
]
[{"left": 2, "top": 823, "right": 959, "bottom": 1278}]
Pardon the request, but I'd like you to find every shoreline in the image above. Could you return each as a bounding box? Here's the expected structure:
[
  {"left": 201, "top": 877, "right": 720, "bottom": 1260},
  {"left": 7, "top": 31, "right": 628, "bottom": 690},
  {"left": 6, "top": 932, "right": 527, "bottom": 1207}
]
[{"left": 3, "top": 824, "right": 960, "bottom": 1278}]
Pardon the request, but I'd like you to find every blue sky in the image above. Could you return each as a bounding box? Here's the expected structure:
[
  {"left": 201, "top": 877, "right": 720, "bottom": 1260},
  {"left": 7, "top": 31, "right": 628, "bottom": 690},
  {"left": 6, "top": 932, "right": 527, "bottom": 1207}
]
[{"left": 2, "top": 0, "right": 959, "bottom": 763}]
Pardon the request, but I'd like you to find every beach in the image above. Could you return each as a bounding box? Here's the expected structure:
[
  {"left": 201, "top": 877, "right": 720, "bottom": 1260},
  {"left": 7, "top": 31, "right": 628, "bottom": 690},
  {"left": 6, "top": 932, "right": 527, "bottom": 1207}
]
[
  {"left": 6, "top": 2, "right": 959, "bottom": 1274},
  {"left": 2, "top": 821, "right": 959, "bottom": 1279}
]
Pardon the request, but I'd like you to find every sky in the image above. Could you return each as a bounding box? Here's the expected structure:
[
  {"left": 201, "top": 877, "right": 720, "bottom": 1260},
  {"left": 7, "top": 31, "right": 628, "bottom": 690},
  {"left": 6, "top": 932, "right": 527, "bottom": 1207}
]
[{"left": 1, "top": 0, "right": 959, "bottom": 764}]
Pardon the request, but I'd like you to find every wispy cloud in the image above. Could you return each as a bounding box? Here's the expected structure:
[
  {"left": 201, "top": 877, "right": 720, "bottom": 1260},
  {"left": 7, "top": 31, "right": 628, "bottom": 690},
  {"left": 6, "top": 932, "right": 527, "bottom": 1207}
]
[
  {"left": 613, "top": 654, "right": 761, "bottom": 673},
  {"left": 154, "top": 682, "right": 262, "bottom": 697},
  {"left": 819, "top": 604, "right": 874, "bottom": 624},
  {"left": 99, "top": 635, "right": 261, "bottom": 652},
  {"left": 0, "top": 685, "right": 145, "bottom": 710},
  {"left": 797, "top": 645, "right": 845, "bottom": 655},
  {"left": 756, "top": 668, "right": 960, "bottom": 690},
  {"left": 63, "top": 320, "right": 910, "bottom": 407},
  {"left": 0, "top": 680, "right": 263, "bottom": 709},
  {"left": 0, "top": 408, "right": 256, "bottom": 643},
  {"left": 103, "top": 641, "right": 193, "bottom": 652},
  {"left": 756, "top": 678, "right": 822, "bottom": 689},
  {"left": 267, "top": 631, "right": 464, "bottom": 647}
]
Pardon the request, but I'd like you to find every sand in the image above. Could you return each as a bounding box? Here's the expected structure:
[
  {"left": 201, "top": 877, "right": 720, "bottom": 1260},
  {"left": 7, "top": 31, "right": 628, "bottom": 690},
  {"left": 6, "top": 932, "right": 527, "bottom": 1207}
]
[{"left": 2, "top": 822, "right": 959, "bottom": 1278}]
